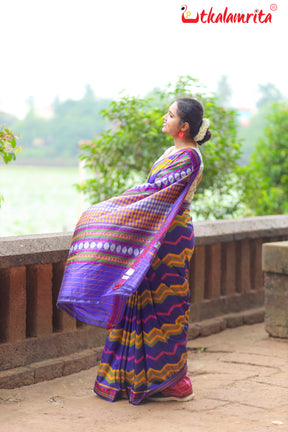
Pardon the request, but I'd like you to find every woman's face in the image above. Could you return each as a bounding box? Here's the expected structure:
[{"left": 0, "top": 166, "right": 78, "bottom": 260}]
[{"left": 162, "top": 102, "right": 182, "bottom": 136}]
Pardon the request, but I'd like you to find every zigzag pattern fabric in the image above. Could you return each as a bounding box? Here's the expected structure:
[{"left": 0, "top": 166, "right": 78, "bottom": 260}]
[
  {"left": 57, "top": 149, "right": 202, "bottom": 329},
  {"left": 94, "top": 203, "right": 194, "bottom": 404}
]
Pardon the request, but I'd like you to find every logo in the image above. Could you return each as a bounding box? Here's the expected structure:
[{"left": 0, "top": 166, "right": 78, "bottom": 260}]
[{"left": 181, "top": 4, "right": 276, "bottom": 24}]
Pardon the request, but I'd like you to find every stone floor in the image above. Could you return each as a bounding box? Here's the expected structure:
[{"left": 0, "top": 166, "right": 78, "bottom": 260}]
[{"left": 0, "top": 323, "right": 287, "bottom": 432}]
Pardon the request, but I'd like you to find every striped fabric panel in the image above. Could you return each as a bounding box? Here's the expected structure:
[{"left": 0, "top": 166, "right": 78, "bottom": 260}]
[{"left": 57, "top": 149, "right": 201, "bottom": 329}]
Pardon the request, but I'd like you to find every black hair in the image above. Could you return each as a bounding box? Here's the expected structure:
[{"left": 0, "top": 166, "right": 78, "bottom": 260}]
[{"left": 176, "top": 98, "right": 211, "bottom": 145}]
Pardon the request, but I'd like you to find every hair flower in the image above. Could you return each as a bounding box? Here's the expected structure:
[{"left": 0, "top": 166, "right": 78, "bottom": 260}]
[{"left": 194, "top": 118, "right": 210, "bottom": 142}]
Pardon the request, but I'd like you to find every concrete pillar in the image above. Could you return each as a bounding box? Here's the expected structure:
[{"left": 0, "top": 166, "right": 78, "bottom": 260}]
[
  {"left": 26, "top": 264, "right": 53, "bottom": 337},
  {"left": 236, "top": 239, "right": 251, "bottom": 293},
  {"left": 221, "top": 241, "right": 236, "bottom": 296},
  {"left": 205, "top": 243, "right": 221, "bottom": 299},
  {"left": 251, "top": 239, "right": 264, "bottom": 291},
  {"left": 262, "top": 241, "right": 288, "bottom": 338},
  {"left": 0, "top": 266, "right": 26, "bottom": 342},
  {"left": 189, "top": 245, "right": 205, "bottom": 303},
  {"left": 52, "top": 262, "right": 76, "bottom": 332}
]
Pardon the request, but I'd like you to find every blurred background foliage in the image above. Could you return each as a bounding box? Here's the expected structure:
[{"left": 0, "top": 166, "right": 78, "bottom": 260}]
[
  {"left": 1, "top": 76, "right": 287, "bottom": 220},
  {"left": 0, "top": 85, "right": 111, "bottom": 165},
  {"left": 241, "top": 102, "right": 288, "bottom": 215},
  {"left": 78, "top": 76, "right": 243, "bottom": 220}
]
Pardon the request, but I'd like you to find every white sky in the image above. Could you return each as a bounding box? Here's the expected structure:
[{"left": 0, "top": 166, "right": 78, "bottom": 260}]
[{"left": 0, "top": 0, "right": 286, "bottom": 118}]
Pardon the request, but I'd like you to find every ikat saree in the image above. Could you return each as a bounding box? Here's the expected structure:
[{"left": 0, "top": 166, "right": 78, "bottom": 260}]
[
  {"left": 57, "top": 148, "right": 202, "bottom": 329},
  {"left": 94, "top": 202, "right": 194, "bottom": 404}
]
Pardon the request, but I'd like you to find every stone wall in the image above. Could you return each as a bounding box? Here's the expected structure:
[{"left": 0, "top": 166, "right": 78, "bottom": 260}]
[{"left": 0, "top": 215, "right": 288, "bottom": 376}]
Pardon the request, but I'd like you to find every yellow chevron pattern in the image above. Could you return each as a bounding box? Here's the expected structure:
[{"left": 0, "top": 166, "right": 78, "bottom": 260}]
[
  {"left": 161, "top": 247, "right": 194, "bottom": 268},
  {"left": 167, "top": 211, "right": 191, "bottom": 232},
  {"left": 97, "top": 351, "right": 187, "bottom": 389},
  {"left": 108, "top": 309, "right": 190, "bottom": 348},
  {"left": 121, "top": 279, "right": 189, "bottom": 312}
]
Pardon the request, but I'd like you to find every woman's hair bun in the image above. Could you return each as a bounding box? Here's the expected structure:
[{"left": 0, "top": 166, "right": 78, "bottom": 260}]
[
  {"left": 197, "top": 129, "right": 211, "bottom": 145},
  {"left": 176, "top": 98, "right": 211, "bottom": 145}
]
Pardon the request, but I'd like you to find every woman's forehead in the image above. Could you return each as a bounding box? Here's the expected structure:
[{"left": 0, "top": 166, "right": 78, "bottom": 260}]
[{"left": 169, "top": 102, "right": 178, "bottom": 115}]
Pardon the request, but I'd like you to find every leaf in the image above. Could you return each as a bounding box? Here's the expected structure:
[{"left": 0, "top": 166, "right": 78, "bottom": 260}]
[{"left": 77, "top": 75, "right": 243, "bottom": 218}]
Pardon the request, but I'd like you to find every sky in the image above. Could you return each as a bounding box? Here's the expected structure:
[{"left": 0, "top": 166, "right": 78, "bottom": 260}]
[{"left": 0, "top": 0, "right": 286, "bottom": 118}]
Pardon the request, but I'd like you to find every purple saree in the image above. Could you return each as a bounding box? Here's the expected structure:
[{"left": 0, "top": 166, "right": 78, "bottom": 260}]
[{"left": 57, "top": 148, "right": 203, "bottom": 404}]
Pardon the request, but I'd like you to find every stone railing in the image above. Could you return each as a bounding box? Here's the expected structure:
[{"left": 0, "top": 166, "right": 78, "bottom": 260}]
[{"left": 0, "top": 215, "right": 288, "bottom": 381}]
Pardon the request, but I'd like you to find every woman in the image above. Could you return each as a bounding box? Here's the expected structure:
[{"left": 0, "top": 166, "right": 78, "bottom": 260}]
[{"left": 57, "top": 97, "right": 211, "bottom": 404}]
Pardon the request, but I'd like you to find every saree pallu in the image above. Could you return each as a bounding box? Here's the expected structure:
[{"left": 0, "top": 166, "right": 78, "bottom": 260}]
[
  {"left": 57, "top": 149, "right": 202, "bottom": 330},
  {"left": 94, "top": 202, "right": 194, "bottom": 404}
]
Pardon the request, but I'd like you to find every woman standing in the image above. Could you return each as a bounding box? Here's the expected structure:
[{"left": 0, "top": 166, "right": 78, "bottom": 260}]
[{"left": 57, "top": 97, "right": 211, "bottom": 404}]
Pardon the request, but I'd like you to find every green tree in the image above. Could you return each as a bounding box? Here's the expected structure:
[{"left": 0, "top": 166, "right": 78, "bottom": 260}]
[
  {"left": 242, "top": 102, "right": 288, "bottom": 215},
  {"left": 256, "top": 83, "right": 283, "bottom": 109},
  {"left": 237, "top": 105, "right": 270, "bottom": 165},
  {"left": 237, "top": 83, "right": 284, "bottom": 165},
  {"left": 79, "top": 76, "right": 242, "bottom": 220},
  {"left": 12, "top": 109, "right": 50, "bottom": 156},
  {"left": 50, "top": 87, "right": 110, "bottom": 159},
  {"left": 216, "top": 75, "right": 233, "bottom": 107},
  {"left": 0, "top": 126, "right": 21, "bottom": 206},
  {"left": 11, "top": 87, "right": 111, "bottom": 164}
]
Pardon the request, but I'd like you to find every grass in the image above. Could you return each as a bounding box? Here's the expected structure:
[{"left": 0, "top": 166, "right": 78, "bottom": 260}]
[{"left": 0, "top": 164, "right": 90, "bottom": 237}]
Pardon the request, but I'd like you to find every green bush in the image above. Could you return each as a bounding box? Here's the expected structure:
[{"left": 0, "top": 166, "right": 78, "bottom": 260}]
[
  {"left": 242, "top": 102, "right": 288, "bottom": 215},
  {"left": 0, "top": 125, "right": 21, "bottom": 206},
  {"left": 78, "top": 76, "right": 242, "bottom": 219}
]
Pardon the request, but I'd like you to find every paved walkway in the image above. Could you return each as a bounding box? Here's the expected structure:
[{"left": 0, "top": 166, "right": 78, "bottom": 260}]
[{"left": 0, "top": 323, "right": 287, "bottom": 432}]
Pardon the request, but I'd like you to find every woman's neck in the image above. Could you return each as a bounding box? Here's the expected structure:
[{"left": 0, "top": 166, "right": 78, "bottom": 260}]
[{"left": 174, "top": 136, "right": 197, "bottom": 149}]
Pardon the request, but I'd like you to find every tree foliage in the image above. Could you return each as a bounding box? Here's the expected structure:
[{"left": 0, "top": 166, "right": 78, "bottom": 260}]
[
  {"left": 10, "top": 85, "right": 110, "bottom": 164},
  {"left": 79, "top": 76, "right": 242, "bottom": 220},
  {"left": 0, "top": 127, "right": 20, "bottom": 164},
  {"left": 216, "top": 75, "right": 233, "bottom": 107},
  {"left": 0, "top": 125, "right": 21, "bottom": 206},
  {"left": 256, "top": 83, "right": 283, "bottom": 109},
  {"left": 236, "top": 83, "right": 284, "bottom": 166},
  {"left": 242, "top": 102, "right": 288, "bottom": 215},
  {"left": 236, "top": 104, "right": 270, "bottom": 165}
]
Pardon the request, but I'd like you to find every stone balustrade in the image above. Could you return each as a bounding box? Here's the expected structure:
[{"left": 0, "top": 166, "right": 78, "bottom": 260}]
[{"left": 0, "top": 215, "right": 288, "bottom": 383}]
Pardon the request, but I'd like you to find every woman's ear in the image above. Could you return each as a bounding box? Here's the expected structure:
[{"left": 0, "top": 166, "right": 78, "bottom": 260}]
[{"left": 181, "top": 122, "right": 190, "bottom": 133}]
